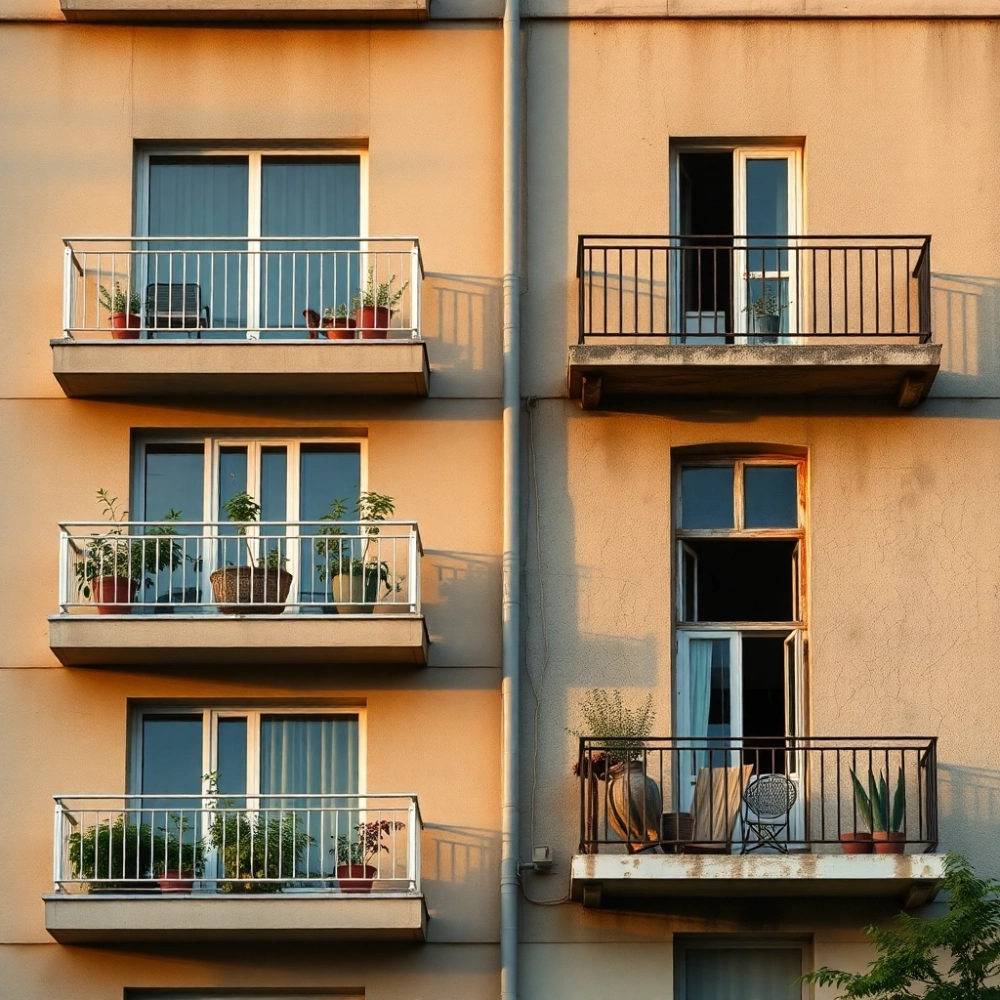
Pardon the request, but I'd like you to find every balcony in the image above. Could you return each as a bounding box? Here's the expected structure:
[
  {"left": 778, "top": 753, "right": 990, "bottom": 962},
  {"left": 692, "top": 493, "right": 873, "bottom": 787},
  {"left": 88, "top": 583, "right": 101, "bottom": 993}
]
[
  {"left": 59, "top": 0, "right": 428, "bottom": 22},
  {"left": 569, "top": 236, "right": 940, "bottom": 408},
  {"left": 49, "top": 520, "right": 429, "bottom": 666},
  {"left": 571, "top": 737, "right": 944, "bottom": 908},
  {"left": 45, "top": 794, "right": 426, "bottom": 943},
  {"left": 52, "top": 238, "right": 429, "bottom": 398}
]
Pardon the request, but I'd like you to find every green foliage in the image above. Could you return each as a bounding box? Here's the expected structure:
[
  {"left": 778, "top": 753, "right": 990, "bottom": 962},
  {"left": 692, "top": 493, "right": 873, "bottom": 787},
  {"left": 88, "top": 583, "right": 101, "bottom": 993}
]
[
  {"left": 99, "top": 281, "right": 142, "bottom": 316},
  {"left": 851, "top": 766, "right": 906, "bottom": 833},
  {"left": 801, "top": 852, "right": 1000, "bottom": 1000},
  {"left": 154, "top": 813, "right": 206, "bottom": 877},
  {"left": 353, "top": 267, "right": 408, "bottom": 310},
  {"left": 220, "top": 491, "right": 288, "bottom": 572},
  {"left": 67, "top": 815, "right": 162, "bottom": 887},
  {"left": 322, "top": 303, "right": 350, "bottom": 320},
  {"left": 315, "top": 493, "right": 400, "bottom": 601},
  {"left": 74, "top": 489, "right": 182, "bottom": 598},
  {"left": 744, "top": 290, "right": 783, "bottom": 318},
  {"left": 568, "top": 689, "right": 656, "bottom": 765},
  {"left": 333, "top": 820, "right": 405, "bottom": 867}
]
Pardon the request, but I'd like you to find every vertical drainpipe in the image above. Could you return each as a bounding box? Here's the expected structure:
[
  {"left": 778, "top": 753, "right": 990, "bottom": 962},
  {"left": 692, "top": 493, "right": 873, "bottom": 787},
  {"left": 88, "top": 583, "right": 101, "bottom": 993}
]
[{"left": 500, "top": 0, "right": 521, "bottom": 993}]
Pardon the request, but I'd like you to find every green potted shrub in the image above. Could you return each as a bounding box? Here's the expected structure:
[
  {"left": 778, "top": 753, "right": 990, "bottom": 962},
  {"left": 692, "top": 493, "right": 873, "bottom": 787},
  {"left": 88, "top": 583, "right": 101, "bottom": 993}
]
[
  {"left": 100, "top": 281, "right": 142, "bottom": 339},
  {"left": 67, "top": 814, "right": 163, "bottom": 892},
  {"left": 352, "top": 267, "right": 408, "bottom": 339},
  {"left": 209, "top": 491, "right": 293, "bottom": 614},
  {"left": 153, "top": 814, "right": 206, "bottom": 893},
  {"left": 315, "top": 492, "right": 400, "bottom": 614},
  {"left": 322, "top": 303, "right": 357, "bottom": 340},
  {"left": 332, "top": 819, "right": 405, "bottom": 894},
  {"left": 845, "top": 765, "right": 907, "bottom": 854},
  {"left": 74, "top": 489, "right": 182, "bottom": 614},
  {"left": 743, "top": 290, "right": 783, "bottom": 340}
]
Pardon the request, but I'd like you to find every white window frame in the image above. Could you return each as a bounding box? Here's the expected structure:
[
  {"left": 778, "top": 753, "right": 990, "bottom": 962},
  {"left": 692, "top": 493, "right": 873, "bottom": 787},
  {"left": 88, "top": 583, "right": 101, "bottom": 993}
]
[
  {"left": 127, "top": 704, "right": 368, "bottom": 798},
  {"left": 134, "top": 146, "right": 369, "bottom": 339}
]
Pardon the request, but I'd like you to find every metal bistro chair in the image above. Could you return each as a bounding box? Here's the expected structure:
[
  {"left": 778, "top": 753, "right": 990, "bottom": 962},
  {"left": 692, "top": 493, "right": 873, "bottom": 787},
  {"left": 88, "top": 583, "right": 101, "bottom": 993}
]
[
  {"left": 146, "top": 283, "right": 210, "bottom": 339},
  {"left": 741, "top": 773, "right": 797, "bottom": 854}
]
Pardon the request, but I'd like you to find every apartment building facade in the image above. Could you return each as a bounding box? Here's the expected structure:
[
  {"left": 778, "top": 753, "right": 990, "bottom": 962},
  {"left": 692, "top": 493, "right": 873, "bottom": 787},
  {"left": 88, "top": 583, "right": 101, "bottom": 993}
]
[{"left": 2, "top": 1, "right": 999, "bottom": 999}]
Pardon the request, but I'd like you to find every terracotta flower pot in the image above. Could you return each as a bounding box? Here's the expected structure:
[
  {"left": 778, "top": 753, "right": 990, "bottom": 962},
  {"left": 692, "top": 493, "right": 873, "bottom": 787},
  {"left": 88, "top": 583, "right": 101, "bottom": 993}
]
[
  {"left": 111, "top": 312, "right": 141, "bottom": 340},
  {"left": 322, "top": 317, "right": 357, "bottom": 340},
  {"left": 209, "top": 566, "right": 293, "bottom": 614},
  {"left": 336, "top": 863, "right": 377, "bottom": 894},
  {"left": 158, "top": 869, "right": 196, "bottom": 893},
  {"left": 89, "top": 575, "right": 138, "bottom": 614},
  {"left": 840, "top": 832, "right": 874, "bottom": 855},
  {"left": 353, "top": 306, "right": 391, "bottom": 339},
  {"left": 873, "top": 831, "right": 906, "bottom": 854}
]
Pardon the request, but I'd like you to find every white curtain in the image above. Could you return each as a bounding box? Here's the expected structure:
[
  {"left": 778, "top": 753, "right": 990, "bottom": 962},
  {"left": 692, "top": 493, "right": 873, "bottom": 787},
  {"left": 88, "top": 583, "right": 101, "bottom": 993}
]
[
  {"left": 688, "top": 638, "right": 715, "bottom": 771},
  {"left": 684, "top": 947, "right": 801, "bottom": 1000}
]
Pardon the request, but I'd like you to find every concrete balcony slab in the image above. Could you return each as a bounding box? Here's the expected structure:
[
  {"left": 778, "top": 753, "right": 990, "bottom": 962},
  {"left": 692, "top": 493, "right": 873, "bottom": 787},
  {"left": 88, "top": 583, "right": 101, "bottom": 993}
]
[
  {"left": 570, "top": 853, "right": 946, "bottom": 908},
  {"left": 567, "top": 343, "right": 941, "bottom": 409},
  {"left": 51, "top": 340, "right": 430, "bottom": 398},
  {"left": 48, "top": 613, "right": 429, "bottom": 667},
  {"left": 44, "top": 893, "right": 427, "bottom": 943}
]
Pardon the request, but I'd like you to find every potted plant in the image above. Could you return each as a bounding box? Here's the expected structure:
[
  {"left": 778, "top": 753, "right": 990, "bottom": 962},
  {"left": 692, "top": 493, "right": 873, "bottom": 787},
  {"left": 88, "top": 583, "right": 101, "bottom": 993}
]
[
  {"left": 570, "top": 689, "right": 661, "bottom": 854},
  {"left": 315, "top": 492, "right": 400, "bottom": 614},
  {"left": 74, "top": 489, "right": 183, "bottom": 614},
  {"left": 846, "top": 766, "right": 907, "bottom": 854},
  {"left": 743, "top": 289, "right": 783, "bottom": 340},
  {"left": 302, "top": 305, "right": 357, "bottom": 340},
  {"left": 67, "top": 814, "right": 163, "bottom": 892},
  {"left": 352, "top": 266, "right": 408, "bottom": 339},
  {"left": 203, "top": 773, "right": 314, "bottom": 893},
  {"left": 209, "top": 491, "right": 293, "bottom": 614},
  {"left": 100, "top": 281, "right": 142, "bottom": 339},
  {"left": 332, "top": 819, "right": 405, "bottom": 894},
  {"left": 154, "top": 814, "right": 205, "bottom": 893}
]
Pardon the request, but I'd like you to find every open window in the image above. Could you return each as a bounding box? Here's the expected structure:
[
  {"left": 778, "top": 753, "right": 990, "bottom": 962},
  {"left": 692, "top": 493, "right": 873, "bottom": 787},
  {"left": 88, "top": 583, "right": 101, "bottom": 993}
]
[{"left": 673, "top": 145, "right": 802, "bottom": 343}]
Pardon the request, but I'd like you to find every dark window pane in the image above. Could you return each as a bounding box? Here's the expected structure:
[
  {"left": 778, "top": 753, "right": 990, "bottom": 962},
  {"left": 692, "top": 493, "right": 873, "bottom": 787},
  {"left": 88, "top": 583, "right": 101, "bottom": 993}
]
[
  {"left": 217, "top": 717, "right": 248, "bottom": 799},
  {"left": 688, "top": 538, "right": 796, "bottom": 622},
  {"left": 143, "top": 444, "right": 205, "bottom": 521},
  {"left": 681, "top": 467, "right": 734, "bottom": 529},
  {"left": 141, "top": 715, "right": 202, "bottom": 795},
  {"left": 744, "top": 466, "right": 798, "bottom": 528},
  {"left": 260, "top": 447, "right": 288, "bottom": 522}
]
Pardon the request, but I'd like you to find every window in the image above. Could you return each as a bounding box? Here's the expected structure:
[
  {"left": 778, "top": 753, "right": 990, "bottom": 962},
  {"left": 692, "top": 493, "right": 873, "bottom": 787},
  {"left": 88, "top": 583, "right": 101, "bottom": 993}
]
[
  {"left": 673, "top": 144, "right": 802, "bottom": 343},
  {"left": 135, "top": 149, "right": 365, "bottom": 339},
  {"left": 674, "top": 456, "right": 806, "bottom": 835},
  {"left": 675, "top": 940, "right": 804, "bottom": 1000},
  {"left": 134, "top": 434, "right": 364, "bottom": 608}
]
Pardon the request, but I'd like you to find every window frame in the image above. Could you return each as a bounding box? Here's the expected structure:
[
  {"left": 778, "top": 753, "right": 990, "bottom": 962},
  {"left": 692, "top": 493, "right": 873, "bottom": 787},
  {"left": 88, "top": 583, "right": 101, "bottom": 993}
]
[
  {"left": 673, "top": 936, "right": 811, "bottom": 1000},
  {"left": 126, "top": 704, "right": 368, "bottom": 798}
]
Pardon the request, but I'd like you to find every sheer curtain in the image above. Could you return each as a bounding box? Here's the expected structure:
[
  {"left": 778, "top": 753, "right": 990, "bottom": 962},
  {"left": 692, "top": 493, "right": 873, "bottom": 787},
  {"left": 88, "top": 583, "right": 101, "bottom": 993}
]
[
  {"left": 688, "top": 638, "right": 714, "bottom": 771},
  {"left": 260, "top": 715, "right": 359, "bottom": 879},
  {"left": 684, "top": 947, "right": 801, "bottom": 1000}
]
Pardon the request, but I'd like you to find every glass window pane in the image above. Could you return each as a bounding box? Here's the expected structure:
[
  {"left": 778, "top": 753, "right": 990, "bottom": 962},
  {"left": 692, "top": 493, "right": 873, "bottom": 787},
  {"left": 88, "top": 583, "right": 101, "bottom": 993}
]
[
  {"left": 141, "top": 715, "right": 203, "bottom": 795},
  {"left": 218, "top": 447, "right": 249, "bottom": 567},
  {"left": 684, "top": 947, "right": 801, "bottom": 1000},
  {"left": 744, "top": 466, "right": 798, "bottom": 528},
  {"left": 745, "top": 158, "right": 788, "bottom": 237},
  {"left": 143, "top": 444, "right": 205, "bottom": 521},
  {"left": 681, "top": 467, "right": 734, "bottom": 529},
  {"left": 217, "top": 717, "right": 247, "bottom": 799}
]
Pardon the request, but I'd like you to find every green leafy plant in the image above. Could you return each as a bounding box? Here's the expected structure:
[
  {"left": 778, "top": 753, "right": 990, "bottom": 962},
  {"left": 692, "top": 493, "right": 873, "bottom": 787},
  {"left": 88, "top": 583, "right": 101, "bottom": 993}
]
[
  {"left": 850, "top": 766, "right": 906, "bottom": 834},
  {"left": 153, "top": 813, "right": 206, "bottom": 878},
  {"left": 568, "top": 689, "right": 656, "bottom": 766},
  {"left": 221, "top": 491, "right": 287, "bottom": 571},
  {"left": 801, "top": 852, "right": 1000, "bottom": 1000},
  {"left": 315, "top": 492, "right": 401, "bottom": 602},
  {"left": 743, "top": 290, "right": 783, "bottom": 319},
  {"left": 99, "top": 280, "right": 142, "bottom": 316},
  {"left": 74, "top": 489, "right": 183, "bottom": 598},
  {"left": 203, "top": 773, "right": 313, "bottom": 892},
  {"left": 353, "top": 267, "right": 408, "bottom": 311},
  {"left": 333, "top": 819, "right": 405, "bottom": 868},
  {"left": 322, "top": 303, "right": 350, "bottom": 321},
  {"left": 67, "top": 815, "right": 163, "bottom": 888}
]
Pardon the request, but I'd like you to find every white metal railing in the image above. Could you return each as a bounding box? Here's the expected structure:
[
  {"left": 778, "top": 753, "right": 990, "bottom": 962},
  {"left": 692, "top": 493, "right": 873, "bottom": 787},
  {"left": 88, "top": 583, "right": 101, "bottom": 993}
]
[
  {"left": 62, "top": 237, "right": 424, "bottom": 341},
  {"left": 53, "top": 794, "right": 421, "bottom": 895},
  {"left": 57, "top": 520, "right": 422, "bottom": 614}
]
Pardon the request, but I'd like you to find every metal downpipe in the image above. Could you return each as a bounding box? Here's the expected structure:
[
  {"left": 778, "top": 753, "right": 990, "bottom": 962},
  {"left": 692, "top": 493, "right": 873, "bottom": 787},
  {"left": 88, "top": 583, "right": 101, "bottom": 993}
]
[{"left": 500, "top": 0, "right": 521, "bottom": 995}]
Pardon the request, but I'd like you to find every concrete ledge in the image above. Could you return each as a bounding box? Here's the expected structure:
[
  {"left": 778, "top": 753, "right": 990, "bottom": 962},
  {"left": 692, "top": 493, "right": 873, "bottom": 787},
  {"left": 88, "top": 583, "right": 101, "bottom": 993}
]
[
  {"left": 49, "top": 614, "right": 429, "bottom": 666},
  {"left": 60, "top": 0, "right": 427, "bottom": 20},
  {"left": 44, "top": 893, "right": 427, "bottom": 943},
  {"left": 570, "top": 853, "right": 946, "bottom": 907},
  {"left": 51, "top": 340, "right": 430, "bottom": 397},
  {"left": 567, "top": 343, "right": 941, "bottom": 409}
]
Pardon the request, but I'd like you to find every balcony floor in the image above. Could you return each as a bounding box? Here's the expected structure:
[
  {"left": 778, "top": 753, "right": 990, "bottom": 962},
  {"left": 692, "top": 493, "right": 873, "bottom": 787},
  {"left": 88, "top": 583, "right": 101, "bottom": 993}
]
[
  {"left": 44, "top": 892, "right": 427, "bottom": 943},
  {"left": 51, "top": 339, "right": 430, "bottom": 398},
  {"left": 568, "top": 342, "right": 941, "bottom": 409},
  {"left": 571, "top": 853, "right": 945, "bottom": 908},
  {"left": 48, "top": 613, "right": 429, "bottom": 666}
]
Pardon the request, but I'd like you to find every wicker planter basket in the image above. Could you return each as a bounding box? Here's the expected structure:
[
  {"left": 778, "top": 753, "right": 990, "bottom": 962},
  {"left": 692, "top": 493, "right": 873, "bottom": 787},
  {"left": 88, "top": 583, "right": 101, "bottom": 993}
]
[{"left": 210, "top": 566, "right": 293, "bottom": 614}]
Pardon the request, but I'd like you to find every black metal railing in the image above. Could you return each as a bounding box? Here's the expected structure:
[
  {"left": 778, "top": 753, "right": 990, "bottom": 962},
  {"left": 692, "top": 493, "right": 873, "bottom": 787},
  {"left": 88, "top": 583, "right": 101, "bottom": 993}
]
[
  {"left": 577, "top": 736, "right": 938, "bottom": 855},
  {"left": 576, "top": 235, "right": 932, "bottom": 344}
]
